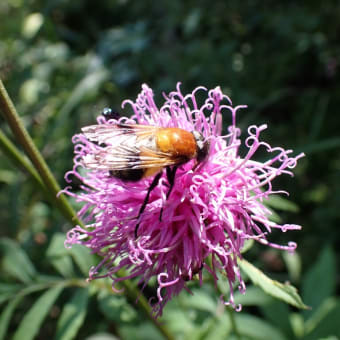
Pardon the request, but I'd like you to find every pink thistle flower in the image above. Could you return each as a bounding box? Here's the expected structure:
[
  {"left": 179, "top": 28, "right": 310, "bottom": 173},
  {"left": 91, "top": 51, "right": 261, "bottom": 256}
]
[{"left": 63, "top": 83, "right": 304, "bottom": 317}]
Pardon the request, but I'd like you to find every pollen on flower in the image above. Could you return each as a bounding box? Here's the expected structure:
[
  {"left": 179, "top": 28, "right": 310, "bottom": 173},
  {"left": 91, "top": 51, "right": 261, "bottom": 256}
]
[{"left": 62, "top": 82, "right": 304, "bottom": 317}]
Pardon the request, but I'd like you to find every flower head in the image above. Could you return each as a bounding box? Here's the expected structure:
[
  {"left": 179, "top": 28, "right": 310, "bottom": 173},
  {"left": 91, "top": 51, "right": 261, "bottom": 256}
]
[{"left": 63, "top": 83, "right": 304, "bottom": 316}]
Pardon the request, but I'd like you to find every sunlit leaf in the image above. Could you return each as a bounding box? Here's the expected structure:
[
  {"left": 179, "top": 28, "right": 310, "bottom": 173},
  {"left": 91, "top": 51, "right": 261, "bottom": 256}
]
[{"left": 239, "top": 258, "right": 308, "bottom": 309}]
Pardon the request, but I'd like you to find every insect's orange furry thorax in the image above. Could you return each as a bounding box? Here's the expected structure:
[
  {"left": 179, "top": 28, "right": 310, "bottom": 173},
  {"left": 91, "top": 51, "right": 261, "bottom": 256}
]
[{"left": 156, "top": 128, "right": 197, "bottom": 159}]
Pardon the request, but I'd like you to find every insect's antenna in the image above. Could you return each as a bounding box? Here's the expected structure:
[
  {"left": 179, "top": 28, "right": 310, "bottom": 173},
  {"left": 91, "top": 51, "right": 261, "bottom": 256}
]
[{"left": 102, "top": 107, "right": 120, "bottom": 121}]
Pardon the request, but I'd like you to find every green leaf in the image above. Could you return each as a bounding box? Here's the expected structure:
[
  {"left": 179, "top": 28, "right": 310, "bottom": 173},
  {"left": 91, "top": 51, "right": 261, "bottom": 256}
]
[
  {"left": 0, "top": 295, "right": 23, "bottom": 340},
  {"left": 203, "top": 314, "right": 231, "bottom": 340},
  {"left": 290, "top": 312, "right": 304, "bottom": 338},
  {"left": 234, "top": 286, "right": 273, "bottom": 306},
  {"left": 239, "top": 258, "right": 308, "bottom": 309},
  {"left": 161, "top": 299, "right": 195, "bottom": 336},
  {"left": 241, "top": 239, "right": 254, "bottom": 254},
  {"left": 69, "top": 244, "right": 94, "bottom": 277},
  {"left": 0, "top": 281, "right": 63, "bottom": 339},
  {"left": 13, "top": 285, "right": 63, "bottom": 340},
  {"left": 0, "top": 238, "right": 37, "bottom": 283},
  {"left": 85, "top": 333, "right": 119, "bottom": 340},
  {"left": 303, "top": 299, "right": 340, "bottom": 340},
  {"left": 46, "top": 233, "right": 75, "bottom": 278},
  {"left": 235, "top": 314, "right": 288, "bottom": 340},
  {"left": 119, "top": 323, "right": 164, "bottom": 340},
  {"left": 302, "top": 246, "right": 336, "bottom": 319},
  {"left": 282, "top": 250, "right": 302, "bottom": 283},
  {"left": 55, "top": 287, "right": 89, "bottom": 340},
  {"left": 98, "top": 292, "right": 136, "bottom": 323},
  {"left": 0, "top": 283, "right": 22, "bottom": 304},
  {"left": 180, "top": 289, "right": 216, "bottom": 313},
  {"left": 265, "top": 195, "right": 299, "bottom": 212},
  {"left": 261, "top": 300, "right": 293, "bottom": 337},
  {"left": 305, "top": 297, "right": 337, "bottom": 335}
]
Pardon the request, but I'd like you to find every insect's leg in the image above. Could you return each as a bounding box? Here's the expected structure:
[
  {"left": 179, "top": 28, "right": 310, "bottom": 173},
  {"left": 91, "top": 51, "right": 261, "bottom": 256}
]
[
  {"left": 135, "top": 171, "right": 162, "bottom": 238},
  {"left": 159, "top": 165, "right": 178, "bottom": 221}
]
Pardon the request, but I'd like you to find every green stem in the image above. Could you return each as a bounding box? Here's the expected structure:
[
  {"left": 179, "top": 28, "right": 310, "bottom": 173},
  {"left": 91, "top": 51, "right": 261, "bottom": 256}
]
[{"left": 0, "top": 78, "right": 81, "bottom": 226}]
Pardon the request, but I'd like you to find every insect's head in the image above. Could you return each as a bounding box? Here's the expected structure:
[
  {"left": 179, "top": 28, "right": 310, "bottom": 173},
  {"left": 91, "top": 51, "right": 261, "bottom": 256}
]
[
  {"left": 102, "top": 107, "right": 120, "bottom": 121},
  {"left": 192, "top": 131, "right": 210, "bottom": 163}
]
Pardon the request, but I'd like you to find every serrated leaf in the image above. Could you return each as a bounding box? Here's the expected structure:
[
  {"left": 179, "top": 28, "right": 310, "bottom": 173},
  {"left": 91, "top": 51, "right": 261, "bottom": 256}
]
[
  {"left": 55, "top": 288, "right": 89, "bottom": 340},
  {"left": 302, "top": 246, "right": 336, "bottom": 319},
  {"left": 13, "top": 285, "right": 63, "bottom": 340},
  {"left": 0, "top": 295, "right": 23, "bottom": 340},
  {"left": 235, "top": 314, "right": 288, "bottom": 340},
  {"left": 0, "top": 238, "right": 37, "bottom": 283},
  {"left": 46, "top": 233, "right": 75, "bottom": 278},
  {"left": 239, "top": 258, "right": 308, "bottom": 309}
]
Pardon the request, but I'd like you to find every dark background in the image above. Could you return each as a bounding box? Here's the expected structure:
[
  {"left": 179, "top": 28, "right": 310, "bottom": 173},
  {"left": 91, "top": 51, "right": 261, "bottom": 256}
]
[{"left": 0, "top": 1, "right": 339, "bottom": 339}]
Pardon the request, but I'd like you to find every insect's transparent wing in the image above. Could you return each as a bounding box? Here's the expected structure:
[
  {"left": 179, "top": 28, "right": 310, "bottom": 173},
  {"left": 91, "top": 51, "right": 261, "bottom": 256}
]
[{"left": 81, "top": 124, "right": 178, "bottom": 170}]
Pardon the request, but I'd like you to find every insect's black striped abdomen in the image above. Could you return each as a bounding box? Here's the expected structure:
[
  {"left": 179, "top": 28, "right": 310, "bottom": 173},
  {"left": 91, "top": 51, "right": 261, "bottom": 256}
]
[{"left": 109, "top": 168, "right": 145, "bottom": 181}]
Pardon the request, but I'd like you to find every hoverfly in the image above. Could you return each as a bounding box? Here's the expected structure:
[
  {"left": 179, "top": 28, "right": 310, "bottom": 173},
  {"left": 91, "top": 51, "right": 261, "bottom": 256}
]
[{"left": 81, "top": 108, "right": 210, "bottom": 237}]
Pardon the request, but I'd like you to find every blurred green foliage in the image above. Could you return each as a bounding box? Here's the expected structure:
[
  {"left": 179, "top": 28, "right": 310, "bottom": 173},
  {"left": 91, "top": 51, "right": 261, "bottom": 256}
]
[{"left": 1, "top": 0, "right": 339, "bottom": 339}]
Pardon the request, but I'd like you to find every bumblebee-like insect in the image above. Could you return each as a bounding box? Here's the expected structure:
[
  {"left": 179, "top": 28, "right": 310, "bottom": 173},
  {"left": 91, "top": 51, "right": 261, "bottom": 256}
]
[{"left": 82, "top": 108, "right": 210, "bottom": 237}]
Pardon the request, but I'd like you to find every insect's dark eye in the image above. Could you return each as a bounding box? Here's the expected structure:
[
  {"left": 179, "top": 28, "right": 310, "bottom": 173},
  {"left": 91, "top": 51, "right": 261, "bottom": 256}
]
[{"left": 102, "top": 107, "right": 120, "bottom": 120}]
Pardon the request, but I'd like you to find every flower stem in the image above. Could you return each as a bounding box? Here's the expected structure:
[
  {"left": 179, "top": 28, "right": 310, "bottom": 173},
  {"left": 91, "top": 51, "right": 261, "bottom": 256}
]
[{"left": 0, "top": 78, "right": 81, "bottom": 226}]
